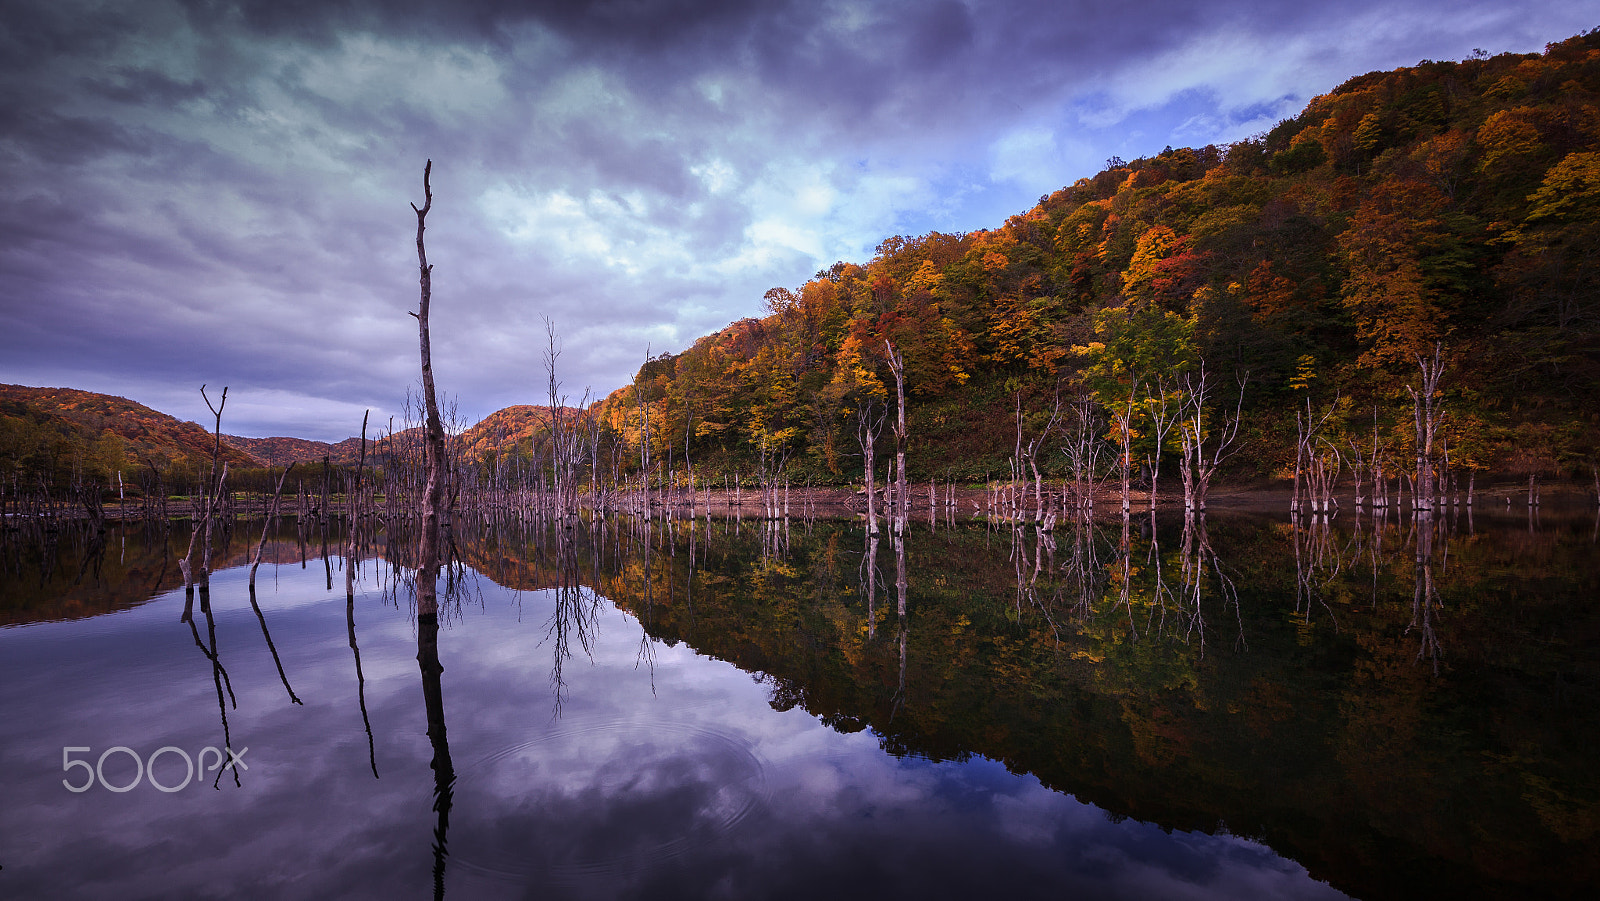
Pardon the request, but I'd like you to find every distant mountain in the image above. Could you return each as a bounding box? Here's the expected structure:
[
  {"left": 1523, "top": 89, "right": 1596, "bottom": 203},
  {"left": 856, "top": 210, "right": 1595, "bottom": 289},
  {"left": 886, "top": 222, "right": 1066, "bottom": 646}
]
[
  {"left": 0, "top": 384, "right": 263, "bottom": 473},
  {"left": 458, "top": 405, "right": 556, "bottom": 460},
  {"left": 222, "top": 434, "right": 348, "bottom": 466},
  {"left": 1, "top": 382, "right": 578, "bottom": 495}
]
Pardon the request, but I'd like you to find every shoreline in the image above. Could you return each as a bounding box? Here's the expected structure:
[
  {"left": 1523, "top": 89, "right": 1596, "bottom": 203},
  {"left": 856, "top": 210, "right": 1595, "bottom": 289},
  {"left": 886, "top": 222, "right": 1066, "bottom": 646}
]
[{"left": 6, "top": 480, "right": 1595, "bottom": 527}]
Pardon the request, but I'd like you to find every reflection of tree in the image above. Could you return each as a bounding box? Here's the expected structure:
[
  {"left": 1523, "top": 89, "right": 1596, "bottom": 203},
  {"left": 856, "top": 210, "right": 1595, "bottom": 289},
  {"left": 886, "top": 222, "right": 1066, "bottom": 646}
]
[
  {"left": 1063, "top": 513, "right": 1108, "bottom": 621},
  {"left": 1290, "top": 513, "right": 1350, "bottom": 631},
  {"left": 635, "top": 522, "right": 658, "bottom": 693},
  {"left": 449, "top": 510, "right": 1599, "bottom": 901},
  {"left": 545, "top": 526, "right": 600, "bottom": 716},
  {"left": 348, "top": 587, "right": 378, "bottom": 779},
  {"left": 416, "top": 609, "right": 453, "bottom": 901},
  {"left": 1012, "top": 523, "right": 1063, "bottom": 641},
  {"left": 891, "top": 529, "right": 908, "bottom": 720},
  {"left": 861, "top": 532, "right": 882, "bottom": 640},
  {"left": 1178, "top": 515, "right": 1242, "bottom": 655},
  {"left": 1408, "top": 512, "right": 1444, "bottom": 674},
  {"left": 247, "top": 583, "right": 301, "bottom": 706},
  {"left": 184, "top": 585, "right": 241, "bottom": 789},
  {"left": 71, "top": 527, "right": 107, "bottom": 588}
]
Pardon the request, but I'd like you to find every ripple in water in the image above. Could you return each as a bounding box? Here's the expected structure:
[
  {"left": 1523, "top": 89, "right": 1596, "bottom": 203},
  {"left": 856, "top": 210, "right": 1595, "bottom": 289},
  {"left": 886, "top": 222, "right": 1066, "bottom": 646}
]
[{"left": 450, "top": 717, "right": 770, "bottom": 884}]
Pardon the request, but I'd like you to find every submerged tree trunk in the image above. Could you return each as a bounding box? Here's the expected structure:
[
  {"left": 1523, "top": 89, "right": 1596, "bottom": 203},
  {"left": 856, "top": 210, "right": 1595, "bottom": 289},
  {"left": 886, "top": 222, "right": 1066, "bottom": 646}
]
[
  {"left": 858, "top": 398, "right": 885, "bottom": 535},
  {"left": 180, "top": 385, "right": 230, "bottom": 605},
  {"left": 343, "top": 412, "right": 369, "bottom": 596},
  {"left": 1114, "top": 388, "right": 1138, "bottom": 517},
  {"left": 886, "top": 341, "right": 908, "bottom": 534},
  {"left": 250, "top": 462, "right": 296, "bottom": 590},
  {"left": 411, "top": 160, "right": 446, "bottom": 619},
  {"left": 1406, "top": 343, "right": 1445, "bottom": 513}
]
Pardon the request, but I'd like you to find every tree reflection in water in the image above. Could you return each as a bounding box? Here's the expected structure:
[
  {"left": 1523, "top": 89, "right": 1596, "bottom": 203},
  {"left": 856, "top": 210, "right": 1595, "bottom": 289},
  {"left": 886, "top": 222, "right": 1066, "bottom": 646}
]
[
  {"left": 0, "top": 503, "right": 1595, "bottom": 899},
  {"left": 545, "top": 524, "right": 603, "bottom": 717},
  {"left": 183, "top": 584, "right": 240, "bottom": 789},
  {"left": 417, "top": 605, "right": 452, "bottom": 900}
]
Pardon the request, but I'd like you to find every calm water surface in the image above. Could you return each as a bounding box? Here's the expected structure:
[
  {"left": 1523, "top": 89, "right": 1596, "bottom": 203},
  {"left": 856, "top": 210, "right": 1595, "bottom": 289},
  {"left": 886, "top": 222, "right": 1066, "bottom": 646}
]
[{"left": 0, "top": 507, "right": 1594, "bottom": 900}]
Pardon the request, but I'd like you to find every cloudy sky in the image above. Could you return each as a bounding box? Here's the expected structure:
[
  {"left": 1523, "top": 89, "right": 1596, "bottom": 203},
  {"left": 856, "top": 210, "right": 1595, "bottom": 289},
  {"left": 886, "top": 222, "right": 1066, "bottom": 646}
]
[{"left": 0, "top": 0, "right": 1591, "bottom": 440}]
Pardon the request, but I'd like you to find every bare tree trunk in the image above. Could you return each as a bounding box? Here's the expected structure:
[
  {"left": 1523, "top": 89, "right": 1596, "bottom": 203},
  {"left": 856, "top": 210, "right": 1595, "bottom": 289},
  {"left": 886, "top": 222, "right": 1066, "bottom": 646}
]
[
  {"left": 1114, "top": 387, "right": 1138, "bottom": 517},
  {"left": 180, "top": 385, "right": 230, "bottom": 596},
  {"left": 858, "top": 398, "right": 885, "bottom": 535},
  {"left": 320, "top": 455, "right": 331, "bottom": 526},
  {"left": 886, "top": 340, "right": 908, "bottom": 535},
  {"left": 1406, "top": 343, "right": 1444, "bottom": 514},
  {"left": 638, "top": 347, "right": 652, "bottom": 521},
  {"left": 1292, "top": 400, "right": 1306, "bottom": 515},
  {"left": 410, "top": 160, "right": 446, "bottom": 619},
  {"left": 343, "top": 411, "right": 369, "bottom": 596},
  {"left": 250, "top": 462, "right": 297, "bottom": 590},
  {"left": 1293, "top": 393, "right": 1336, "bottom": 514},
  {"left": 1144, "top": 376, "right": 1178, "bottom": 514}
]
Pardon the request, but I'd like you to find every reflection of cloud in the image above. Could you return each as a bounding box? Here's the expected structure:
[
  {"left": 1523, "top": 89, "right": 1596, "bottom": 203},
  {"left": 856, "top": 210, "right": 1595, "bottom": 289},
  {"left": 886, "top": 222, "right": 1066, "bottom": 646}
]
[{"left": 0, "top": 553, "right": 1340, "bottom": 899}]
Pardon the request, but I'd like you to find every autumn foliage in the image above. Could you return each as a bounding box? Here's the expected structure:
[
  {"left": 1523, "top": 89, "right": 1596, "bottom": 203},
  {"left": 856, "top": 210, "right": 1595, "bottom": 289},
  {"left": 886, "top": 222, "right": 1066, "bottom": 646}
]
[{"left": 591, "top": 31, "right": 1600, "bottom": 483}]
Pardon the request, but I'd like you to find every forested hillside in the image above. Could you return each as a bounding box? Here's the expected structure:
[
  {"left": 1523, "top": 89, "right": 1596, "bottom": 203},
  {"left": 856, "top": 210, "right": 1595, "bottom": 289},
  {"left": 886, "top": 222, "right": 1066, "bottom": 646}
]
[
  {"left": 8, "top": 34, "right": 1599, "bottom": 503},
  {"left": 220, "top": 434, "right": 369, "bottom": 467},
  {"left": 0, "top": 384, "right": 262, "bottom": 493},
  {"left": 458, "top": 405, "right": 558, "bottom": 461},
  {"left": 594, "top": 32, "right": 1600, "bottom": 485}
]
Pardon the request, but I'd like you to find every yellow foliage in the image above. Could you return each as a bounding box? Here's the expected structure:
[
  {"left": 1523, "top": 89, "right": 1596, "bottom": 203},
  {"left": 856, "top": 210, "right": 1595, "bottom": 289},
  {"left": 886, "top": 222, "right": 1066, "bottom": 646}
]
[
  {"left": 1477, "top": 109, "right": 1543, "bottom": 171},
  {"left": 906, "top": 259, "right": 944, "bottom": 295},
  {"left": 1524, "top": 151, "right": 1600, "bottom": 223}
]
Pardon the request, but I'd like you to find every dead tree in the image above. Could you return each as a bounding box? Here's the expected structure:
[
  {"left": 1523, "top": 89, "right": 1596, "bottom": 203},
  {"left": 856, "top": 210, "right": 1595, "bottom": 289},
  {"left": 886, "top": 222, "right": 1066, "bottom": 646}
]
[
  {"left": 1110, "top": 383, "right": 1140, "bottom": 517},
  {"left": 1405, "top": 343, "right": 1445, "bottom": 512},
  {"left": 1292, "top": 394, "right": 1337, "bottom": 515},
  {"left": 1013, "top": 390, "right": 1061, "bottom": 525},
  {"left": 1177, "top": 366, "right": 1246, "bottom": 513},
  {"left": 1142, "top": 375, "right": 1182, "bottom": 514},
  {"left": 1307, "top": 438, "right": 1344, "bottom": 515},
  {"left": 249, "top": 462, "right": 297, "bottom": 590},
  {"left": 409, "top": 160, "right": 447, "bottom": 619},
  {"left": 637, "top": 345, "right": 653, "bottom": 519},
  {"left": 1061, "top": 390, "right": 1108, "bottom": 514},
  {"left": 857, "top": 395, "right": 887, "bottom": 535},
  {"left": 179, "top": 385, "right": 230, "bottom": 595},
  {"left": 545, "top": 320, "right": 576, "bottom": 520},
  {"left": 343, "top": 411, "right": 369, "bottom": 596},
  {"left": 885, "top": 340, "right": 909, "bottom": 534}
]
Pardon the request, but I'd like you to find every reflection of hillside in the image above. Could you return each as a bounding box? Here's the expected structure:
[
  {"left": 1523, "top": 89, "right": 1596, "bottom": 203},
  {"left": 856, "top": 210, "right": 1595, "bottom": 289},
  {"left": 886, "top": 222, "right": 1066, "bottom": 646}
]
[
  {"left": 0, "top": 519, "right": 384, "bottom": 626},
  {"left": 1, "top": 526, "right": 183, "bottom": 626},
  {"left": 453, "top": 531, "right": 569, "bottom": 593},
  {"left": 489, "top": 515, "right": 1599, "bottom": 901},
  {"left": 10, "top": 512, "right": 1595, "bottom": 899}
]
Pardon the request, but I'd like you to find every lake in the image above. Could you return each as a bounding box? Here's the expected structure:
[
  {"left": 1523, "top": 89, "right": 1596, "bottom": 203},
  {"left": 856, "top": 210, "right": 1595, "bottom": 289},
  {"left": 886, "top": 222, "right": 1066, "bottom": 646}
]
[{"left": 1, "top": 505, "right": 1595, "bottom": 899}]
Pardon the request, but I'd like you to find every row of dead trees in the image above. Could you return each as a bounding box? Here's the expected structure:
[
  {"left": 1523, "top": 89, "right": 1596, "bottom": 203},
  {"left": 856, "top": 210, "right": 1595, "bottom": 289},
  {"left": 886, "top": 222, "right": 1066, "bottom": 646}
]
[
  {"left": 931, "top": 361, "right": 1248, "bottom": 529},
  {"left": 1287, "top": 343, "right": 1554, "bottom": 519}
]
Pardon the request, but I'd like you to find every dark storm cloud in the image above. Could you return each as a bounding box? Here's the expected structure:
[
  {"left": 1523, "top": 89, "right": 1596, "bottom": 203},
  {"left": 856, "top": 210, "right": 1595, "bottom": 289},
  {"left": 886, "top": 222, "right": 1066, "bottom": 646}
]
[
  {"left": 0, "top": 0, "right": 1591, "bottom": 438},
  {"left": 0, "top": 105, "right": 153, "bottom": 164},
  {"left": 156, "top": 1, "right": 1265, "bottom": 142}
]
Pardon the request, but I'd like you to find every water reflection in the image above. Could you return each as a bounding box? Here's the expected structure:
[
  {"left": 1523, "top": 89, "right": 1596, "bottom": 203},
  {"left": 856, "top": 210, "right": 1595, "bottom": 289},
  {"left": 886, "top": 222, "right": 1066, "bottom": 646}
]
[
  {"left": 184, "top": 584, "right": 240, "bottom": 789},
  {"left": 0, "top": 505, "right": 1596, "bottom": 899},
  {"left": 418, "top": 607, "right": 454, "bottom": 899},
  {"left": 347, "top": 589, "right": 378, "bottom": 779}
]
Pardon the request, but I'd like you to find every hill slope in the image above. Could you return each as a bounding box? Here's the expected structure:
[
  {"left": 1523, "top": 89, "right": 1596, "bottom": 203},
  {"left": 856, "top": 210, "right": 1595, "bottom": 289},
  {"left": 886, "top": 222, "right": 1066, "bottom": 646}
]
[
  {"left": 1, "top": 384, "right": 262, "bottom": 489},
  {"left": 220, "top": 434, "right": 375, "bottom": 466},
  {"left": 9, "top": 33, "right": 1600, "bottom": 491},
  {"left": 590, "top": 32, "right": 1600, "bottom": 482}
]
